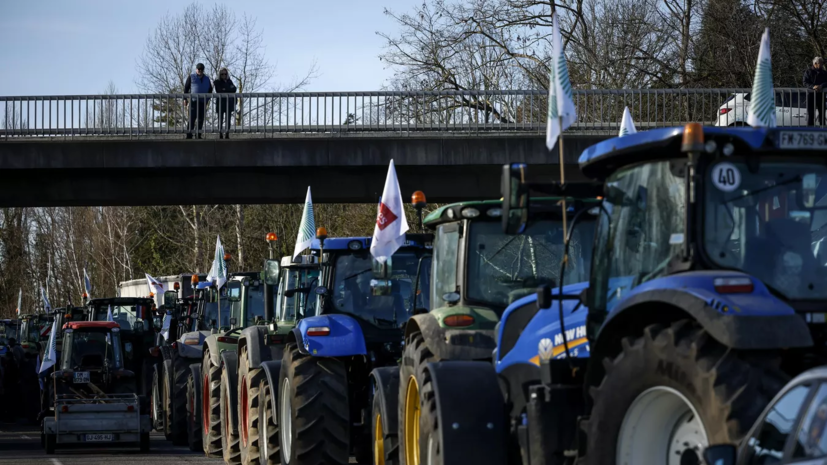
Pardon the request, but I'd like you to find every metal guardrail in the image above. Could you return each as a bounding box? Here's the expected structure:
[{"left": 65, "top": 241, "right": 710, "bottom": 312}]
[{"left": 1, "top": 89, "right": 825, "bottom": 139}]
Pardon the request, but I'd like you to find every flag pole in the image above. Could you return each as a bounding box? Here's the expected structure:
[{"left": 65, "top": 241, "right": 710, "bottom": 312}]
[{"left": 558, "top": 116, "right": 568, "bottom": 243}]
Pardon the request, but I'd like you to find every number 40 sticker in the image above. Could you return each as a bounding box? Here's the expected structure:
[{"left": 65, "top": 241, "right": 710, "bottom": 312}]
[{"left": 711, "top": 162, "right": 741, "bottom": 192}]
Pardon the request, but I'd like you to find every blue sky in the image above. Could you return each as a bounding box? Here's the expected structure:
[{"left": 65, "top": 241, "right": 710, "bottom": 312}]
[{"left": 0, "top": 0, "right": 419, "bottom": 96}]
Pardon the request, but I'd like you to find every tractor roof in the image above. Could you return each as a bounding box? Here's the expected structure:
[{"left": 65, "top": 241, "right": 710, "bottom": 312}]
[
  {"left": 88, "top": 297, "right": 153, "bottom": 306},
  {"left": 63, "top": 321, "right": 119, "bottom": 330},
  {"left": 423, "top": 197, "right": 601, "bottom": 229},
  {"left": 579, "top": 126, "right": 827, "bottom": 180},
  {"left": 309, "top": 235, "right": 431, "bottom": 252}
]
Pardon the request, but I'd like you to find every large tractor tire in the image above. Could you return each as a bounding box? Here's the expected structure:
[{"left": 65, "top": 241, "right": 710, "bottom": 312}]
[
  {"left": 278, "top": 343, "right": 349, "bottom": 465},
  {"left": 221, "top": 365, "right": 242, "bottom": 465},
  {"left": 151, "top": 364, "right": 163, "bottom": 431},
  {"left": 257, "top": 377, "right": 280, "bottom": 465},
  {"left": 201, "top": 352, "right": 223, "bottom": 458},
  {"left": 162, "top": 359, "right": 174, "bottom": 441},
  {"left": 187, "top": 364, "right": 203, "bottom": 452},
  {"left": 239, "top": 348, "right": 266, "bottom": 465},
  {"left": 372, "top": 387, "right": 399, "bottom": 465},
  {"left": 398, "top": 332, "right": 436, "bottom": 465},
  {"left": 583, "top": 320, "right": 788, "bottom": 465},
  {"left": 168, "top": 350, "right": 190, "bottom": 445}
]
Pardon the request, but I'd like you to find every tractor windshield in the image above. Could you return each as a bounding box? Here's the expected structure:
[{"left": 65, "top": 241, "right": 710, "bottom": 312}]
[
  {"left": 278, "top": 266, "right": 320, "bottom": 323},
  {"left": 203, "top": 299, "right": 233, "bottom": 329},
  {"left": 704, "top": 158, "right": 827, "bottom": 300},
  {"left": 465, "top": 219, "right": 594, "bottom": 308},
  {"left": 61, "top": 328, "right": 123, "bottom": 370},
  {"left": 331, "top": 250, "right": 427, "bottom": 328},
  {"left": 245, "top": 284, "right": 265, "bottom": 326},
  {"left": 91, "top": 304, "right": 146, "bottom": 331}
]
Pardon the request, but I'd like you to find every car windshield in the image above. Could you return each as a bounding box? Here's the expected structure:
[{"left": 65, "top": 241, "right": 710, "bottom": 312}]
[
  {"left": 331, "top": 250, "right": 428, "bottom": 328},
  {"left": 63, "top": 329, "right": 123, "bottom": 370},
  {"left": 278, "top": 266, "right": 320, "bottom": 322},
  {"left": 466, "top": 219, "right": 594, "bottom": 308},
  {"left": 704, "top": 158, "right": 827, "bottom": 300}
]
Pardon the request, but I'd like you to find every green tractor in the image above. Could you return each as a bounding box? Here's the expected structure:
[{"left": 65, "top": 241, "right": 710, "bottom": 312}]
[{"left": 382, "top": 193, "right": 598, "bottom": 465}]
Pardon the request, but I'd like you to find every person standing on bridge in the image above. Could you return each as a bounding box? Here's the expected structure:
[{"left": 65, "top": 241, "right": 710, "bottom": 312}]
[
  {"left": 214, "top": 68, "right": 237, "bottom": 139},
  {"left": 804, "top": 57, "right": 827, "bottom": 127},
  {"left": 184, "top": 63, "right": 213, "bottom": 139}
]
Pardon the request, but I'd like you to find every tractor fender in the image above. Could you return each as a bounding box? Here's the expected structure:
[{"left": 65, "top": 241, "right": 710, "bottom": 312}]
[
  {"left": 425, "top": 361, "right": 507, "bottom": 465},
  {"left": 260, "top": 360, "right": 282, "bottom": 423},
  {"left": 175, "top": 330, "right": 209, "bottom": 359},
  {"left": 406, "top": 313, "right": 497, "bottom": 361},
  {"left": 204, "top": 336, "right": 221, "bottom": 367},
  {"left": 601, "top": 288, "right": 813, "bottom": 350},
  {"left": 239, "top": 326, "right": 273, "bottom": 370},
  {"left": 220, "top": 351, "right": 239, "bottom": 436},
  {"left": 370, "top": 366, "right": 400, "bottom": 438},
  {"left": 289, "top": 328, "right": 309, "bottom": 355},
  {"left": 297, "top": 315, "right": 367, "bottom": 357}
]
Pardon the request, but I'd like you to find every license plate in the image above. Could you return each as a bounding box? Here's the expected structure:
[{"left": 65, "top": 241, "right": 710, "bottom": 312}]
[
  {"left": 84, "top": 434, "right": 113, "bottom": 442},
  {"left": 73, "top": 372, "right": 90, "bottom": 383},
  {"left": 778, "top": 131, "right": 827, "bottom": 149}
]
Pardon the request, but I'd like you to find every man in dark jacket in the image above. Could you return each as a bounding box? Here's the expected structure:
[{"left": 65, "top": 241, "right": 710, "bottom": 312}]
[
  {"left": 214, "top": 68, "right": 237, "bottom": 139},
  {"left": 804, "top": 57, "right": 827, "bottom": 126},
  {"left": 183, "top": 63, "right": 213, "bottom": 139}
]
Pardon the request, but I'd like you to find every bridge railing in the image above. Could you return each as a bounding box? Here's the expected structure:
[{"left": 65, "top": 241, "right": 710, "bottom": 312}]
[{"left": 0, "top": 89, "right": 822, "bottom": 139}]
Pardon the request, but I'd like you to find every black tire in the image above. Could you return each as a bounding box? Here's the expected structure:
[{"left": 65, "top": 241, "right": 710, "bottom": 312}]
[
  {"left": 222, "top": 366, "right": 242, "bottom": 465},
  {"left": 583, "top": 320, "right": 788, "bottom": 465},
  {"left": 140, "top": 432, "right": 150, "bottom": 452},
  {"left": 169, "top": 350, "right": 190, "bottom": 445},
  {"left": 162, "top": 359, "right": 174, "bottom": 441},
  {"left": 44, "top": 433, "right": 55, "bottom": 454},
  {"left": 258, "top": 377, "right": 280, "bottom": 465},
  {"left": 372, "top": 387, "right": 399, "bottom": 465},
  {"left": 279, "top": 343, "right": 349, "bottom": 465},
  {"left": 151, "top": 365, "right": 163, "bottom": 431},
  {"left": 187, "top": 366, "right": 203, "bottom": 452},
  {"left": 398, "top": 332, "right": 436, "bottom": 465},
  {"left": 239, "top": 348, "right": 265, "bottom": 465},
  {"left": 202, "top": 352, "right": 223, "bottom": 457}
]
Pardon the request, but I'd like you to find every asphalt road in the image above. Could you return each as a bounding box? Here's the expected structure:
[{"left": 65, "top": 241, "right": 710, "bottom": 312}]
[
  {"left": 0, "top": 424, "right": 220, "bottom": 465},
  {"left": 0, "top": 424, "right": 361, "bottom": 464}
]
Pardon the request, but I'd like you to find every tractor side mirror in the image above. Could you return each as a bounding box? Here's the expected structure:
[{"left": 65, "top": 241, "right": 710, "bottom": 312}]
[
  {"left": 502, "top": 163, "right": 529, "bottom": 235},
  {"left": 163, "top": 290, "right": 177, "bottom": 309},
  {"left": 263, "top": 258, "right": 281, "bottom": 286},
  {"left": 702, "top": 444, "right": 736, "bottom": 465}
]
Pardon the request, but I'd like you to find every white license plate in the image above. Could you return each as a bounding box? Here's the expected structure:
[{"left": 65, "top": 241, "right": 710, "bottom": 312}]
[
  {"left": 84, "top": 434, "right": 113, "bottom": 442},
  {"left": 778, "top": 131, "right": 827, "bottom": 149},
  {"left": 73, "top": 372, "right": 90, "bottom": 383}
]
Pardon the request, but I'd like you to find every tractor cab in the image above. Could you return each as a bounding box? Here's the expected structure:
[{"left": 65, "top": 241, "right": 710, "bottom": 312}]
[
  {"left": 310, "top": 235, "right": 432, "bottom": 349},
  {"left": 263, "top": 254, "right": 321, "bottom": 330},
  {"left": 18, "top": 313, "right": 52, "bottom": 356},
  {"left": 0, "top": 319, "right": 20, "bottom": 357},
  {"left": 225, "top": 272, "right": 266, "bottom": 330},
  {"left": 53, "top": 321, "right": 133, "bottom": 397}
]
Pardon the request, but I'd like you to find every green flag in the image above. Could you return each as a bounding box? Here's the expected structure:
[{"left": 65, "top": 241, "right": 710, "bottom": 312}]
[
  {"left": 293, "top": 187, "right": 316, "bottom": 259},
  {"left": 747, "top": 28, "right": 776, "bottom": 128}
]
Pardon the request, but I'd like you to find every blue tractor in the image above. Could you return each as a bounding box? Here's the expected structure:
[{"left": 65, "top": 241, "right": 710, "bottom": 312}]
[
  {"left": 424, "top": 124, "right": 827, "bottom": 465},
  {"left": 256, "top": 233, "right": 432, "bottom": 465}
]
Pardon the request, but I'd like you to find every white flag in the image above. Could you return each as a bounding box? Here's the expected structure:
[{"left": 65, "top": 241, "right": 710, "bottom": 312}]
[
  {"left": 107, "top": 305, "right": 114, "bottom": 322},
  {"left": 206, "top": 236, "right": 228, "bottom": 290},
  {"left": 41, "top": 286, "right": 51, "bottom": 314},
  {"left": 619, "top": 107, "right": 638, "bottom": 137},
  {"left": 16, "top": 288, "right": 21, "bottom": 316},
  {"left": 161, "top": 312, "right": 172, "bottom": 341},
  {"left": 294, "top": 187, "right": 316, "bottom": 259},
  {"left": 83, "top": 267, "right": 92, "bottom": 299},
  {"left": 371, "top": 160, "right": 409, "bottom": 263},
  {"left": 747, "top": 28, "right": 776, "bottom": 128},
  {"left": 39, "top": 319, "right": 58, "bottom": 374},
  {"left": 145, "top": 273, "right": 165, "bottom": 296},
  {"left": 546, "top": 12, "right": 577, "bottom": 150}
]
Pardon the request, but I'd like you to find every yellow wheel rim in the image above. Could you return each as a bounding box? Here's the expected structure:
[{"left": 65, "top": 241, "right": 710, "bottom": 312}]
[
  {"left": 404, "top": 376, "right": 421, "bottom": 465},
  {"left": 374, "top": 412, "right": 385, "bottom": 465}
]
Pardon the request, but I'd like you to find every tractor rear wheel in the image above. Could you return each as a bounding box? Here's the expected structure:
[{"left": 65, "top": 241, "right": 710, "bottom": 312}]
[
  {"left": 162, "top": 359, "right": 174, "bottom": 441},
  {"left": 44, "top": 433, "right": 55, "bottom": 454},
  {"left": 239, "top": 348, "right": 265, "bottom": 465},
  {"left": 169, "top": 350, "right": 190, "bottom": 445},
  {"left": 186, "top": 366, "right": 203, "bottom": 452},
  {"left": 221, "top": 364, "right": 242, "bottom": 465},
  {"left": 372, "top": 386, "right": 399, "bottom": 465},
  {"left": 201, "top": 352, "right": 222, "bottom": 458},
  {"left": 278, "top": 343, "right": 349, "bottom": 465},
  {"left": 258, "top": 377, "right": 280, "bottom": 465},
  {"left": 583, "top": 320, "right": 788, "bottom": 465},
  {"left": 398, "top": 332, "right": 436, "bottom": 465}
]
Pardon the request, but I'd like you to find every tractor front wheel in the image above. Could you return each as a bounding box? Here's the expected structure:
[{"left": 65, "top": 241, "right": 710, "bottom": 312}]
[
  {"left": 258, "top": 377, "right": 280, "bottom": 465},
  {"left": 239, "top": 348, "right": 265, "bottom": 465},
  {"left": 201, "top": 353, "right": 222, "bottom": 457},
  {"left": 584, "top": 320, "right": 788, "bottom": 465},
  {"left": 278, "top": 343, "right": 349, "bottom": 465},
  {"left": 221, "top": 367, "right": 242, "bottom": 465},
  {"left": 398, "top": 332, "right": 437, "bottom": 465}
]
